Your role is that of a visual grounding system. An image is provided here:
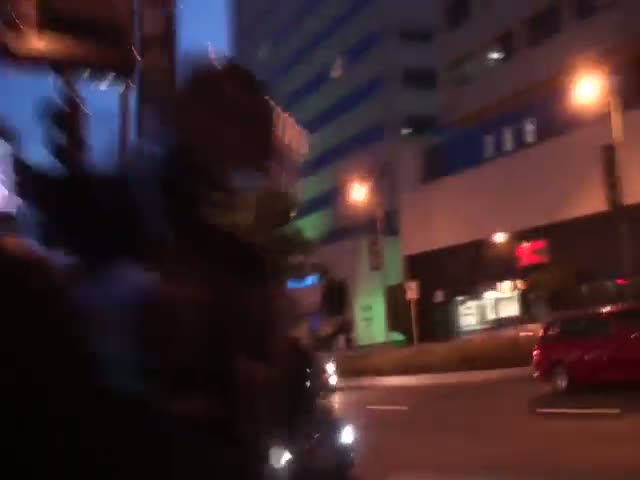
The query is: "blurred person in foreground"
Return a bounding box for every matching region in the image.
[4,60,315,479]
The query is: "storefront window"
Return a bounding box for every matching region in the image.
[455,285,522,333]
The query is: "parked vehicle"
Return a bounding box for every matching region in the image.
[533,303,640,392]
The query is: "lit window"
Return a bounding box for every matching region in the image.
[486,49,505,62]
[502,126,515,152]
[330,56,344,79]
[483,134,496,159]
[523,118,538,144]
[486,31,514,66]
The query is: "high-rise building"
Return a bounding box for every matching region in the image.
[402,0,640,339]
[233,0,441,345]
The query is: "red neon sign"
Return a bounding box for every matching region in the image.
[516,239,550,267]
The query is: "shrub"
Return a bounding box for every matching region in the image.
[336,325,540,377]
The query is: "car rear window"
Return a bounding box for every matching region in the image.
[543,315,610,341]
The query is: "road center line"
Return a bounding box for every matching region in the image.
[536,407,622,415]
[366,405,409,411]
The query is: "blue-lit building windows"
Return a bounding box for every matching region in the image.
[502,126,515,152]
[483,133,496,159]
[523,117,538,144]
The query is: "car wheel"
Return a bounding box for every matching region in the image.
[551,364,570,393]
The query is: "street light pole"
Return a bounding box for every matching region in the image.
[571,70,631,278]
[609,77,624,144]
[607,78,632,278]
[347,177,389,343]
[374,204,388,342]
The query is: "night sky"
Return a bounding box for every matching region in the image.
[0,0,229,172]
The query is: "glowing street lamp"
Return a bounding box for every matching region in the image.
[571,71,606,107]
[491,231,509,244]
[569,67,629,276]
[569,69,623,144]
[347,179,371,206]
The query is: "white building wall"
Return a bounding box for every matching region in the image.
[438,0,640,123]
[401,108,640,256]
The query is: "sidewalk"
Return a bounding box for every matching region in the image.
[339,366,532,389]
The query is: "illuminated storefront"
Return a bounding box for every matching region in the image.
[454,280,526,334]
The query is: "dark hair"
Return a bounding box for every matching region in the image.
[176,61,274,172]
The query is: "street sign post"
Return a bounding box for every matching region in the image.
[404,280,420,346]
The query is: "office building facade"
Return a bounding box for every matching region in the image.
[401,0,640,339]
[233,0,442,345]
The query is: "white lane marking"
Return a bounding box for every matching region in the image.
[536,407,622,415]
[366,405,409,411]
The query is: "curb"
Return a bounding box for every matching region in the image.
[339,366,532,389]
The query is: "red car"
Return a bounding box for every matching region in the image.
[533,303,640,393]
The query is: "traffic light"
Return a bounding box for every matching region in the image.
[44,95,86,173]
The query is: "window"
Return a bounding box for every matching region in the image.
[483,134,496,159]
[398,28,433,44]
[423,143,447,181]
[528,5,562,47]
[502,126,515,152]
[549,316,610,340]
[402,115,438,136]
[486,31,514,66]
[523,117,537,144]
[575,0,616,19]
[402,68,438,90]
[448,55,477,86]
[445,0,471,31]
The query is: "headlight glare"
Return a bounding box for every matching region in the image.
[339,424,356,445]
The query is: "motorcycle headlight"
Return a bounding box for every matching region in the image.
[339,424,356,445]
[269,446,293,469]
[325,360,337,375]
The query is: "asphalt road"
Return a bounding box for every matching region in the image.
[332,376,640,480]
